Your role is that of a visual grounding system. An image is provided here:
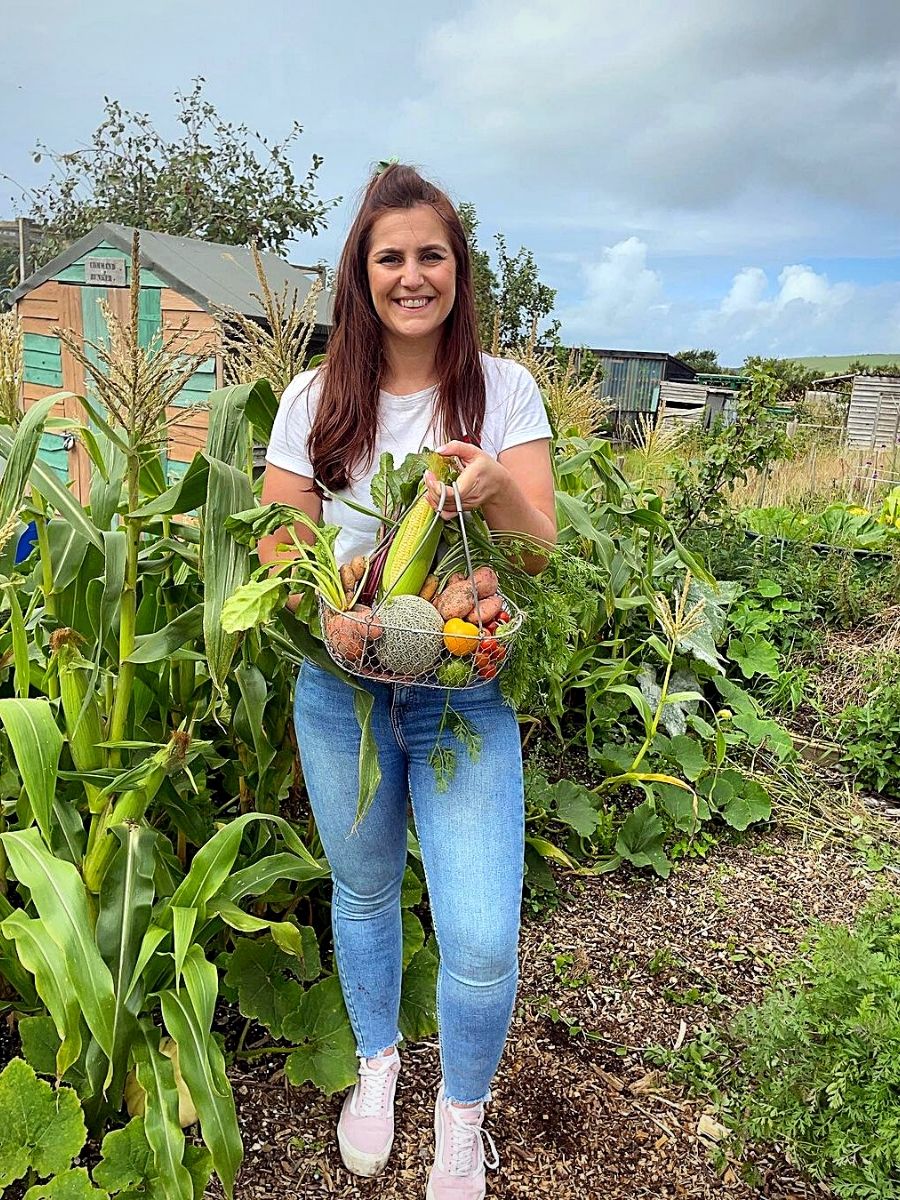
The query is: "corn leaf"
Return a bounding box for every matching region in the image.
[234,663,275,782]
[160,947,241,1199]
[202,458,253,694]
[3,582,29,698]
[0,698,63,846]
[1,912,83,1078]
[99,531,126,656]
[1,828,117,1064]
[0,396,59,526]
[171,907,197,990]
[220,852,330,904]
[95,825,158,1091]
[125,605,204,664]
[0,425,103,551]
[132,1023,193,1200]
[351,689,382,831]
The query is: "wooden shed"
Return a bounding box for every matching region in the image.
[9,223,331,499]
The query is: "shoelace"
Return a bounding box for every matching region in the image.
[446,1104,500,1176]
[350,1057,395,1118]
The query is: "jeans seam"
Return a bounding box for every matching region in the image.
[389,689,409,753]
[331,886,366,1056]
[413,795,447,1090]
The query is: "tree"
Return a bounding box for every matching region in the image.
[458,202,560,351]
[676,348,720,373]
[19,79,339,269]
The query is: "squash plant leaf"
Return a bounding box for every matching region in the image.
[283,976,359,1096]
[615,801,671,879]
[0,1058,87,1190]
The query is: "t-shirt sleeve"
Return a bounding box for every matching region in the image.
[265,372,317,476]
[500,364,553,452]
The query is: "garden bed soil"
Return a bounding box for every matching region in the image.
[215,829,879,1200]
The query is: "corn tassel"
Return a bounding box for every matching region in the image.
[83,731,189,893]
[51,631,106,814]
[380,454,450,598]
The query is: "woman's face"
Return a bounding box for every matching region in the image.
[366,205,457,347]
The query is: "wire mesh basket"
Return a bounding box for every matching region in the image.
[318,482,526,689]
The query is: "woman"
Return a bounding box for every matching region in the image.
[260,163,556,1200]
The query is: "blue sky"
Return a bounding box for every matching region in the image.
[4,0,900,366]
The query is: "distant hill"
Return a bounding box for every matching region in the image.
[788,354,900,375]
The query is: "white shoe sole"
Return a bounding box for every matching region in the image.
[337,1125,393,1177]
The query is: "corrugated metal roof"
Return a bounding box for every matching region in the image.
[10,222,332,326]
[847,375,900,448]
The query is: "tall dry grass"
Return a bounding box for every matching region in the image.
[506,324,607,436]
[221,244,324,395]
[0,311,23,426]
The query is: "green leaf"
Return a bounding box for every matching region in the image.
[719,775,772,831]
[93,1118,157,1194]
[615,801,671,878]
[402,909,425,969]
[352,687,383,830]
[0,1058,87,1189]
[655,782,710,833]
[1,829,117,1064]
[132,1024,193,1200]
[220,579,286,634]
[96,825,157,1091]
[552,779,601,838]
[202,458,253,694]
[24,1168,109,1200]
[160,948,242,1199]
[0,698,63,846]
[400,865,423,908]
[94,1116,210,1200]
[667,734,707,782]
[399,945,439,1041]
[282,975,359,1095]
[556,490,603,544]
[19,1015,62,1077]
[728,634,780,680]
[234,662,275,782]
[125,605,204,663]
[224,938,304,1038]
[3,579,30,698]
[0,397,60,525]
[756,578,782,598]
[1,914,84,1078]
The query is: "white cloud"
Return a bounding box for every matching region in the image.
[561,237,666,339]
[560,244,900,363]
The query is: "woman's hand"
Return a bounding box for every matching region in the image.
[424,440,508,518]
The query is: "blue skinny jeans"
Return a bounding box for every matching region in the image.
[294,658,525,1105]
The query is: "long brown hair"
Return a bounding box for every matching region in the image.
[308,163,486,491]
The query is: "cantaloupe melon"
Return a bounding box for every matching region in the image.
[376,595,444,676]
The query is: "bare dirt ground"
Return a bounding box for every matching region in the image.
[223,829,881,1200]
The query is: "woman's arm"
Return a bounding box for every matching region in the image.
[258,463,323,610]
[425,438,556,574]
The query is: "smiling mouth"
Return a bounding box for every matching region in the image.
[393,297,435,309]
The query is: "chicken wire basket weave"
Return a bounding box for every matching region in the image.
[319,482,525,690]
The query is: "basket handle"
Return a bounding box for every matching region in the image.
[452,482,484,637]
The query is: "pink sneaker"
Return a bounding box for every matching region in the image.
[426,1083,499,1200]
[337,1049,401,1176]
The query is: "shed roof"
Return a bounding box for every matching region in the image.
[588,347,696,373]
[10,222,331,326]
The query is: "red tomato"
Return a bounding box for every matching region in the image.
[473,648,493,673]
[497,610,510,623]
[487,621,499,634]
[478,661,498,680]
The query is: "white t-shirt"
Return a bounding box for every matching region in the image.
[265,352,552,562]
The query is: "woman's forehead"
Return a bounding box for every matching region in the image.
[369,206,449,252]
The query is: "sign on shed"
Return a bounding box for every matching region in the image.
[85,256,126,286]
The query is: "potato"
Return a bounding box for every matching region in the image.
[436,583,476,621]
[465,594,503,626]
[339,563,356,593]
[350,555,367,581]
[473,566,499,599]
[352,604,383,642]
